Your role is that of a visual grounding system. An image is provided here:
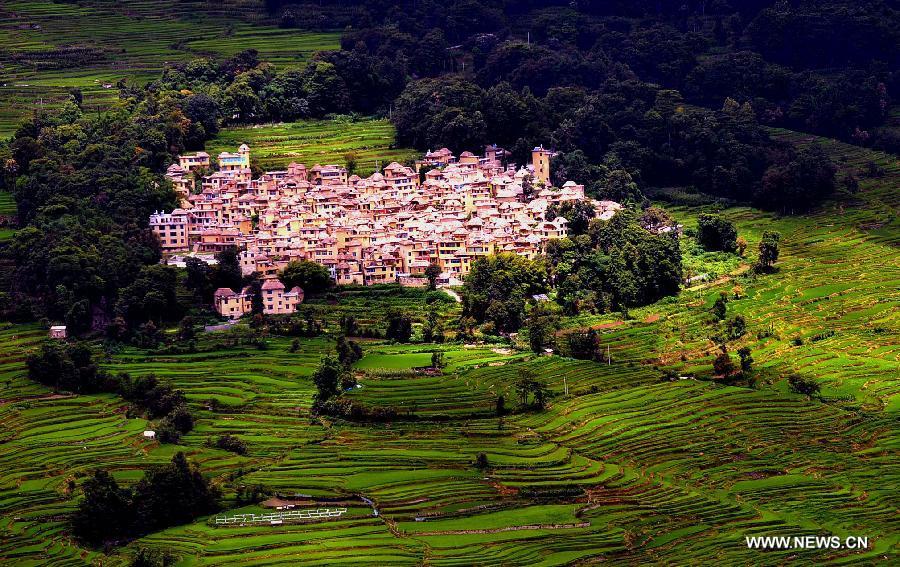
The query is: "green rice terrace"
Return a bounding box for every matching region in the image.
[0,0,340,138]
[206,118,418,176]
[0,132,898,564]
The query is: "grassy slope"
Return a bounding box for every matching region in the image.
[564,129,899,412]
[0,131,897,564]
[206,118,419,175]
[0,0,340,138]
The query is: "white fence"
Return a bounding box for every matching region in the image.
[214,508,347,526]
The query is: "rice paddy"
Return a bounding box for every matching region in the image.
[0,0,340,137]
[205,118,419,175]
[0,129,897,564]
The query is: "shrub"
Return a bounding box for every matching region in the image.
[696,213,737,252]
[787,374,820,397]
[210,434,248,455]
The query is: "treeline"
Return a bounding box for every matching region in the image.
[150,50,359,126]
[72,453,219,548]
[27,342,195,442]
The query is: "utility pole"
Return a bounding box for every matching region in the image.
[607,345,611,365]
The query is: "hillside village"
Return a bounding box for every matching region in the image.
[151,144,622,317]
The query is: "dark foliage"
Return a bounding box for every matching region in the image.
[385,309,413,342]
[696,214,737,253]
[787,374,821,398]
[462,253,547,333]
[27,341,103,393]
[546,211,682,314]
[279,260,332,295]
[208,434,249,456]
[72,453,219,548]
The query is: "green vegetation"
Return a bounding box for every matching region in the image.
[0,1,897,563]
[206,117,417,175]
[0,1,340,137]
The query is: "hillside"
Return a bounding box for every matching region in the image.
[0,0,339,137]
[206,117,418,176]
[0,131,896,564]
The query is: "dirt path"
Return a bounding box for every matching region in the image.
[440,287,462,303]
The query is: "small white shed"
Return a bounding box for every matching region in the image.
[49,325,67,339]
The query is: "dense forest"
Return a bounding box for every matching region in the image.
[266,0,898,147]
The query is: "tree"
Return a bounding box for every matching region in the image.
[210,434,248,456]
[640,206,673,233]
[738,347,754,375]
[279,260,331,295]
[474,452,490,470]
[463,253,548,333]
[344,152,358,176]
[787,374,820,398]
[213,247,243,291]
[129,547,177,567]
[713,347,735,377]
[72,469,133,546]
[302,61,350,116]
[340,315,360,337]
[514,368,550,410]
[546,201,596,236]
[726,314,746,339]
[567,329,601,361]
[696,214,737,252]
[756,230,782,271]
[311,355,343,402]
[756,146,837,213]
[184,257,212,301]
[431,351,445,369]
[712,292,729,321]
[385,309,413,343]
[335,334,363,366]
[116,265,180,327]
[526,302,560,354]
[177,316,195,341]
[132,453,220,533]
[184,93,221,138]
[27,341,103,393]
[424,263,442,291]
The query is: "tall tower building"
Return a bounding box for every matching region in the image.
[531,145,554,185]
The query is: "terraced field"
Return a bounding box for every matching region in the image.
[0,0,340,137]
[566,130,900,412]
[206,118,419,175]
[0,191,14,216]
[0,132,897,564]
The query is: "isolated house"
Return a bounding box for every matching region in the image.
[260,279,304,314]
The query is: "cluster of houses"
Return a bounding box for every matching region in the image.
[151,144,621,318]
